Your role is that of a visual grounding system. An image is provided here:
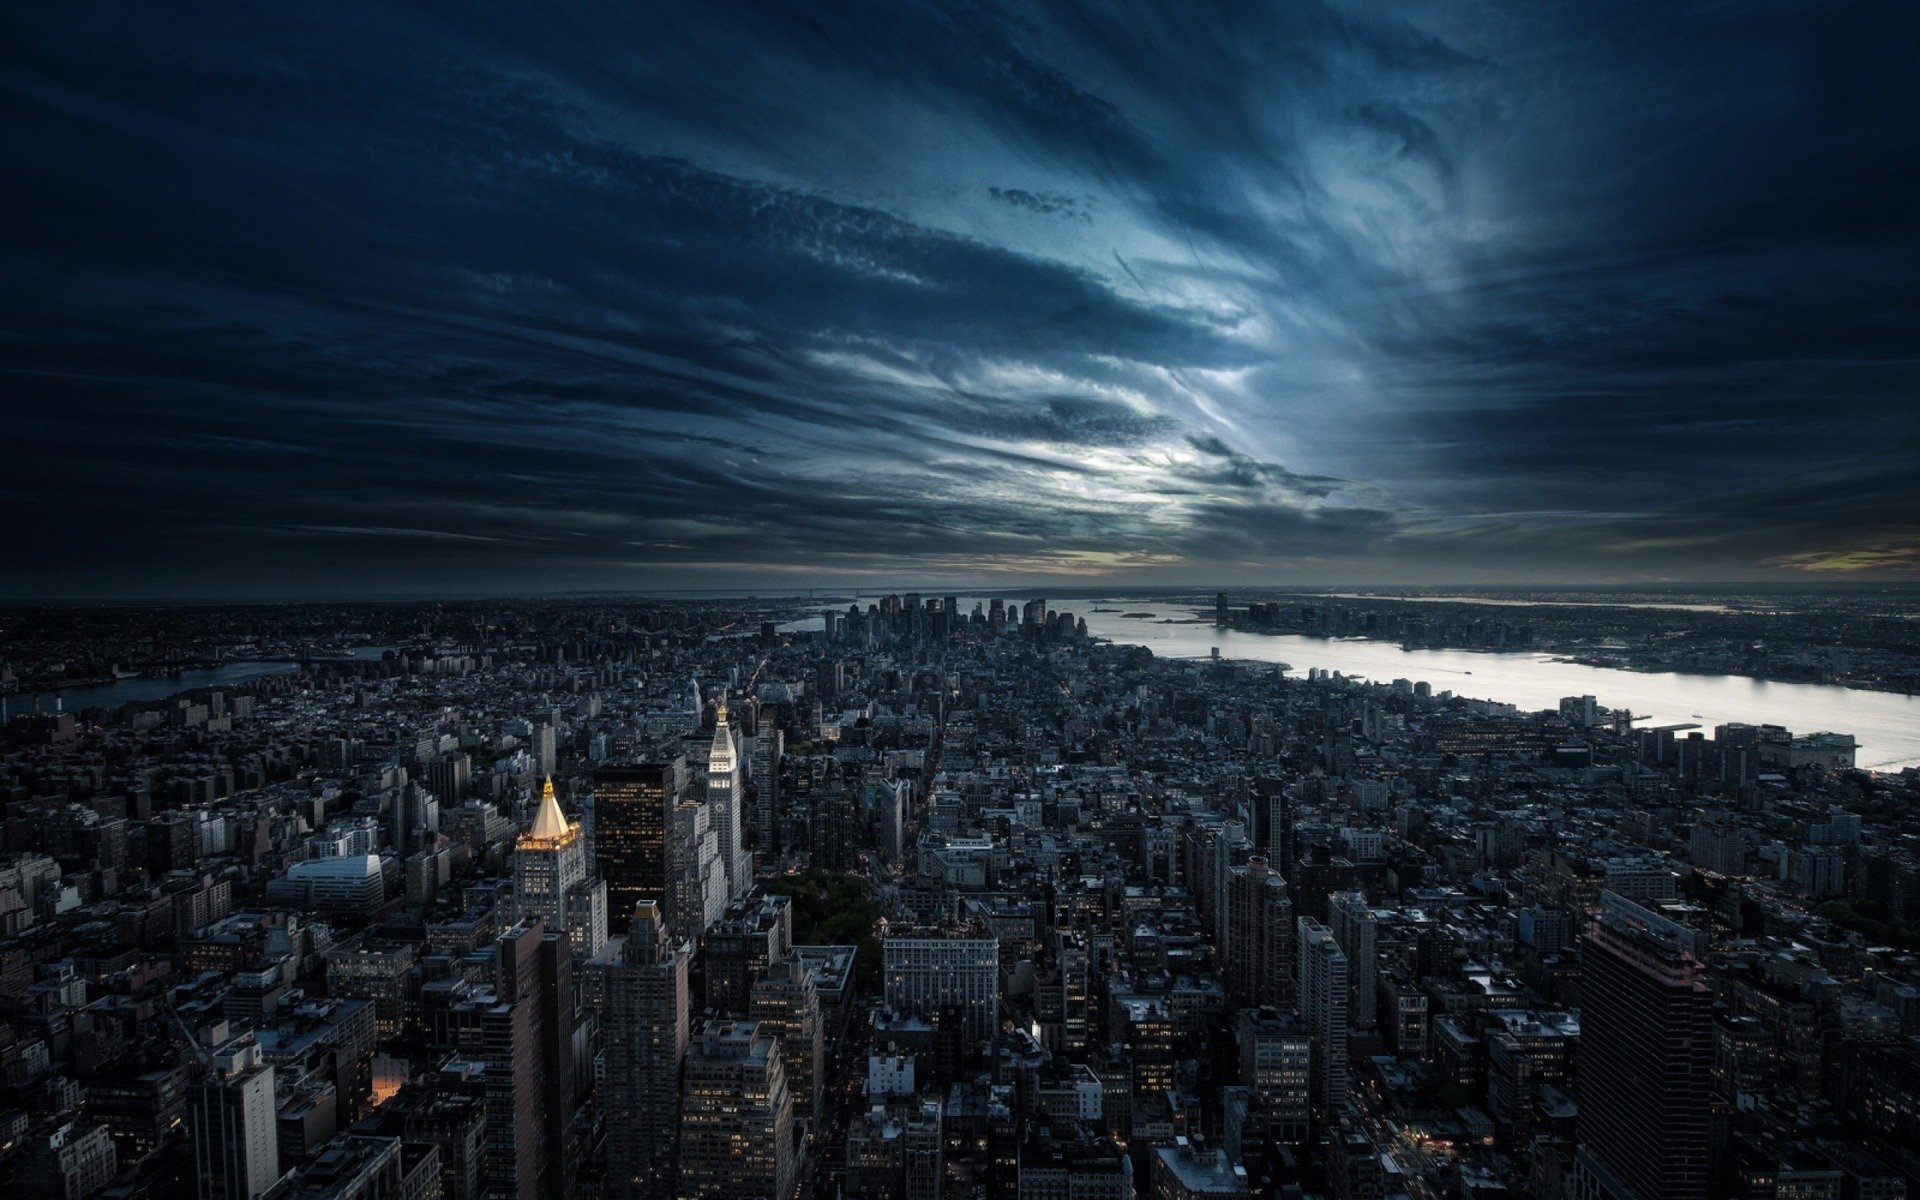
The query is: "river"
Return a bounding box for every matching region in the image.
[789,597,1920,772]
[12,646,396,713]
[13,662,301,712]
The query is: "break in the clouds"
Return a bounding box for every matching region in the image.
[3,1,1917,598]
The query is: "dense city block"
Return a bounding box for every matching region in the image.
[2,596,1919,1200]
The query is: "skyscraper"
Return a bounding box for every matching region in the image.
[530,719,556,778]
[1298,917,1349,1120]
[584,901,689,1200]
[595,759,680,923]
[669,792,728,937]
[1251,776,1295,872]
[391,781,439,856]
[514,778,606,957]
[1042,927,1090,1056]
[872,776,907,866]
[707,701,751,900]
[192,1037,280,1200]
[750,957,824,1129]
[1225,856,1295,1010]
[1326,892,1377,1031]
[705,893,794,1015]
[1572,893,1714,1200]
[428,752,472,804]
[753,725,782,854]
[678,1021,795,1200]
[486,920,575,1200]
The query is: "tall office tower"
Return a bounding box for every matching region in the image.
[1298,917,1350,1120]
[707,701,751,900]
[669,793,727,937]
[530,720,557,777]
[872,776,906,866]
[1043,928,1090,1055]
[1572,893,1714,1200]
[679,1021,795,1200]
[1217,591,1230,625]
[1251,775,1295,871]
[428,751,472,803]
[705,894,795,1015]
[584,902,689,1200]
[514,778,607,958]
[595,758,680,922]
[391,781,440,855]
[192,1037,280,1200]
[1225,857,1296,1009]
[486,920,575,1200]
[753,726,782,854]
[1188,815,1248,947]
[750,957,824,1129]
[1327,892,1378,1030]
[1238,1008,1312,1144]
[883,926,1000,1046]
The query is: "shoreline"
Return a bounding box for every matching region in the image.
[1210,621,1916,699]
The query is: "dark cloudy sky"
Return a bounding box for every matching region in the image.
[5,2,1918,599]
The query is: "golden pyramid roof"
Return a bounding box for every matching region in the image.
[521,777,576,847]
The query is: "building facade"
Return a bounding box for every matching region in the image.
[884,928,1000,1047]
[193,1037,281,1200]
[514,778,607,958]
[678,1021,795,1200]
[585,901,689,1200]
[1573,894,1714,1200]
[595,759,680,925]
[1298,918,1350,1122]
[706,703,751,900]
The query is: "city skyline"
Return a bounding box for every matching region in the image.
[6,3,1919,599]
[1,590,1917,1200]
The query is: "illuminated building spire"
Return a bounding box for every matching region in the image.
[708,698,736,774]
[523,776,576,847]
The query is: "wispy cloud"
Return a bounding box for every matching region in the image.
[1,0,1915,596]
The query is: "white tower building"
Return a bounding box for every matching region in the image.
[707,701,751,900]
[193,1037,280,1200]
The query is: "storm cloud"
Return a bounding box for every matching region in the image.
[3,0,1916,597]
